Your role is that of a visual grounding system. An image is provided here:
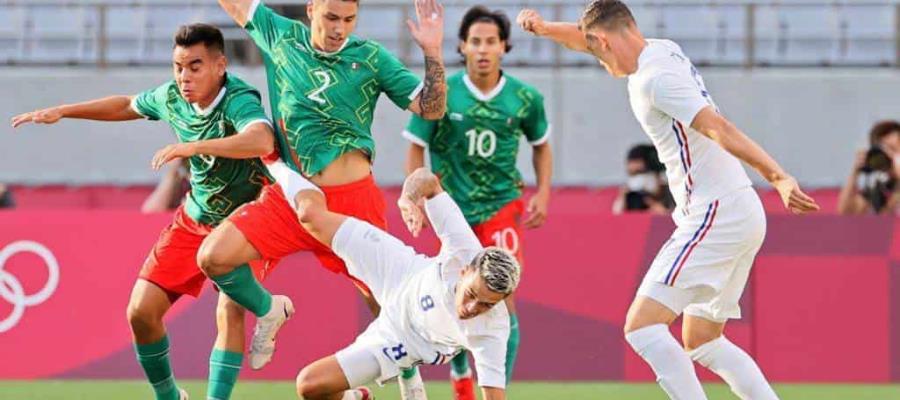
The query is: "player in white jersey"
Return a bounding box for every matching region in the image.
[518,1,820,399]
[285,168,519,400]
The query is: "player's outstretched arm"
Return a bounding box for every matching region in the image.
[10,96,140,128]
[217,0,256,27]
[517,9,589,54]
[151,122,275,170]
[406,0,447,120]
[691,106,820,214]
[523,142,553,228]
[405,144,426,176]
[398,167,444,236]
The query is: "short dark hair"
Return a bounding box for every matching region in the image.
[458,5,512,54]
[174,23,225,53]
[580,0,635,32]
[869,120,900,146]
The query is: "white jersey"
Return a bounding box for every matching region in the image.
[333,193,509,389]
[627,39,751,220]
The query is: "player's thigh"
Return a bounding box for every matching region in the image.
[296,355,354,399]
[683,242,761,324]
[197,220,262,273]
[474,201,525,264]
[331,218,424,303]
[623,294,681,333]
[333,339,393,388]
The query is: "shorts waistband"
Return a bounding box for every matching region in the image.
[321,173,378,195]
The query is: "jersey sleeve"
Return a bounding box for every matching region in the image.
[468,308,511,389]
[243,0,297,55]
[130,82,170,121]
[402,113,437,147]
[425,192,482,262]
[650,72,710,125]
[224,91,272,133]
[374,44,423,110]
[522,89,550,146]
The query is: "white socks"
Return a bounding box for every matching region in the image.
[266,160,323,208]
[625,324,708,400]
[690,336,779,400]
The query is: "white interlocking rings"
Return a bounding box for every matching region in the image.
[0,241,60,333]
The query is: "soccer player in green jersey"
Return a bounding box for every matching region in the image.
[204,0,448,387]
[402,6,554,400]
[11,25,278,400]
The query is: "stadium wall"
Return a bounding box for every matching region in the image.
[1,67,897,187]
[1,191,898,383]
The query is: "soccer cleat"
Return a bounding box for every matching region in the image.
[398,372,428,400]
[451,375,475,400]
[249,295,295,370]
[178,388,189,400]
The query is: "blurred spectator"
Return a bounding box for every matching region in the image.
[0,184,14,209]
[838,120,900,215]
[141,159,190,213]
[613,144,674,215]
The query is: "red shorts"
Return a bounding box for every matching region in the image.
[140,206,275,298]
[228,174,387,293]
[471,199,525,265]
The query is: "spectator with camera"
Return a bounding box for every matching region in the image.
[838,120,900,215]
[613,144,675,215]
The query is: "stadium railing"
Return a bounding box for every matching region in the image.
[0,0,898,67]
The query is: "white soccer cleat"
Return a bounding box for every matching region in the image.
[249,294,295,370]
[178,388,189,400]
[357,386,376,400]
[398,372,428,400]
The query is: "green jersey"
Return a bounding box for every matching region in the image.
[404,72,550,225]
[245,2,423,176]
[132,74,273,226]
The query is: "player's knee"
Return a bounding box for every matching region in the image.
[197,240,231,277]
[294,193,326,226]
[295,367,328,399]
[126,303,161,333]
[683,330,720,352]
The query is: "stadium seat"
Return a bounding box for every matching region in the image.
[105,6,147,64]
[25,5,96,64]
[0,6,25,63]
[837,4,894,65]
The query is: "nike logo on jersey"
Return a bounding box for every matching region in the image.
[450,113,464,121]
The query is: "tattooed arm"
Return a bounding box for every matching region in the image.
[406,0,447,120]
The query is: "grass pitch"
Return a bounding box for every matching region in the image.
[1,380,898,399]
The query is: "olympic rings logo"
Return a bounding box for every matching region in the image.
[0,241,60,333]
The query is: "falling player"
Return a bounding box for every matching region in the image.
[205,3,447,395]
[403,6,552,399]
[518,1,819,399]
[11,25,277,400]
[289,167,518,400]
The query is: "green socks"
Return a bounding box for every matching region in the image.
[208,349,243,400]
[450,351,471,378]
[400,367,419,380]
[135,335,180,400]
[506,313,521,383]
[210,264,272,317]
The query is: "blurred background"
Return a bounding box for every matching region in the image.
[1,0,899,399]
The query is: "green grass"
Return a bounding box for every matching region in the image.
[1,380,898,400]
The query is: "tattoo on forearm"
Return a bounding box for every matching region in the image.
[418,55,446,117]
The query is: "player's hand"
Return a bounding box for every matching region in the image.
[151,143,196,170]
[517,9,547,36]
[407,0,444,55]
[772,175,820,215]
[523,189,550,229]
[10,107,64,128]
[398,194,427,237]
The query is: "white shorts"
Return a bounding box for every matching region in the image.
[332,217,428,305]
[332,218,429,386]
[637,187,766,322]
